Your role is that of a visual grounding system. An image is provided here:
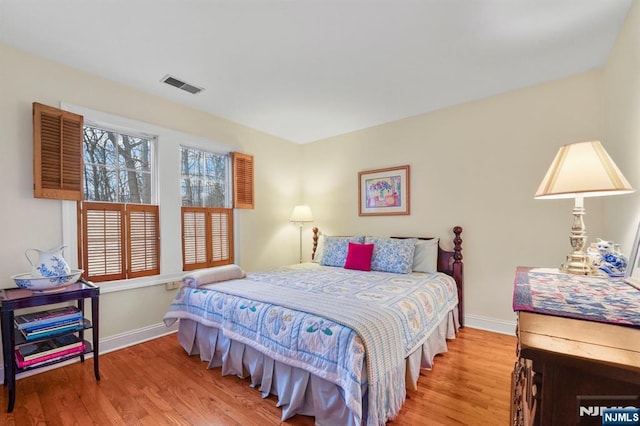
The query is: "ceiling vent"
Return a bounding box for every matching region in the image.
[161,75,204,94]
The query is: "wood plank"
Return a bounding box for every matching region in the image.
[519,311,640,372]
[519,311,640,352]
[0,327,515,425]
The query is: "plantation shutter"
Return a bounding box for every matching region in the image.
[232,152,254,209]
[182,207,209,271]
[80,202,160,281]
[182,207,233,270]
[79,202,126,282]
[127,204,160,278]
[33,102,83,200]
[210,208,234,265]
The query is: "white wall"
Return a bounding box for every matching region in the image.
[602,1,640,250]
[302,71,607,329]
[0,43,303,339]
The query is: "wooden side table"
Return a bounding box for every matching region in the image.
[0,280,100,412]
[511,267,640,425]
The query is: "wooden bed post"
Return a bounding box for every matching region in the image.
[312,227,319,261]
[452,226,464,327]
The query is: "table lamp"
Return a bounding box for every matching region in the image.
[290,205,314,263]
[535,140,634,275]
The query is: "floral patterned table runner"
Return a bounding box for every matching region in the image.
[513,267,640,327]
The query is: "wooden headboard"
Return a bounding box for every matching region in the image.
[311,226,464,327]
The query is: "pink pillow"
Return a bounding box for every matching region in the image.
[344,243,374,271]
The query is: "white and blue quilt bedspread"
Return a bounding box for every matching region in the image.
[163,263,458,425]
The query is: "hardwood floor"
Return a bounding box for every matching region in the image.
[0,327,516,425]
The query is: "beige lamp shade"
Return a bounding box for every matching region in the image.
[535,140,634,199]
[290,205,314,223]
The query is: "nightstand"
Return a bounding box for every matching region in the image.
[0,280,100,413]
[511,267,640,426]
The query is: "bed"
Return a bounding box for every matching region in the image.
[163,226,463,425]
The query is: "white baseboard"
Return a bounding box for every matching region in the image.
[464,313,516,335]
[99,321,179,355]
[0,321,178,383]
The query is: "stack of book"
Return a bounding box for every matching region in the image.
[14,334,85,368]
[14,306,84,341]
[14,306,86,368]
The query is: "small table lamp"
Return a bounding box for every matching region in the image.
[290,205,314,263]
[535,140,634,275]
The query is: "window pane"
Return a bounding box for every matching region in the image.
[117,134,151,172]
[118,169,151,204]
[180,146,228,208]
[83,127,116,167]
[83,124,154,204]
[84,164,117,202]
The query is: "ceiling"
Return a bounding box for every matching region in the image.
[0,0,633,144]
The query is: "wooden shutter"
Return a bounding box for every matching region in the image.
[232,152,254,209]
[182,207,233,270]
[182,207,209,271]
[210,208,234,266]
[79,202,126,282]
[127,204,160,278]
[33,102,83,200]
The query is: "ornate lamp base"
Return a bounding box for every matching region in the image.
[561,252,594,275]
[561,196,594,276]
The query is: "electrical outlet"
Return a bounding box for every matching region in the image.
[165,281,182,291]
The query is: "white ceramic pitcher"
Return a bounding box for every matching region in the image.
[25,245,71,277]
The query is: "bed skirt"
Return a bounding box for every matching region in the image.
[176,307,459,425]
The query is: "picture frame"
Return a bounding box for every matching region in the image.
[625,221,640,289]
[358,165,410,216]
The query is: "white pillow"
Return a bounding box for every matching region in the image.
[182,264,246,287]
[312,234,324,263]
[412,238,439,273]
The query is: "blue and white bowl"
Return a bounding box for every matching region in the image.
[10,269,83,292]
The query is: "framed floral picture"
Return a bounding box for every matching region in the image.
[625,221,640,289]
[358,165,410,216]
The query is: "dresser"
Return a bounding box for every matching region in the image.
[511,267,640,426]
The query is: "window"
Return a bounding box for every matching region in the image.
[78,125,159,282]
[180,146,234,270]
[58,103,255,289]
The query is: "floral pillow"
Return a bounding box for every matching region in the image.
[321,236,366,267]
[365,236,417,274]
